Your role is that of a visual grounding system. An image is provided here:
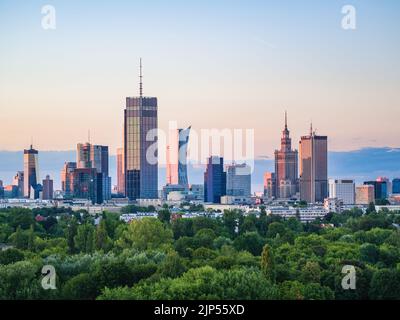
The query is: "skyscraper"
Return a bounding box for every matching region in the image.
[204,156,226,203]
[23,145,39,199]
[77,142,92,168]
[71,168,101,204]
[299,125,328,203]
[166,126,191,188]
[116,147,125,196]
[42,175,54,200]
[226,163,251,197]
[124,59,158,200]
[61,162,77,198]
[274,112,298,199]
[91,145,111,201]
[12,171,24,198]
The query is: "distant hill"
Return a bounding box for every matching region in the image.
[0,147,399,192]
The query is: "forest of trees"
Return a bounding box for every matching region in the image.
[0,205,400,300]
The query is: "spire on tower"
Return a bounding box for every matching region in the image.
[139,58,143,97]
[310,122,313,136]
[285,110,288,130]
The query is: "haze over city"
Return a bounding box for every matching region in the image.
[1,0,400,156]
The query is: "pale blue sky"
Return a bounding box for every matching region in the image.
[1,0,399,156]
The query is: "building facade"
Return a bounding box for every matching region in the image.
[299,125,328,203]
[61,162,77,198]
[124,61,158,200]
[263,172,276,199]
[356,185,375,205]
[42,175,54,200]
[23,145,39,199]
[393,178,400,194]
[116,147,125,196]
[364,180,388,200]
[166,126,191,188]
[204,156,226,203]
[226,163,251,197]
[274,112,298,199]
[328,179,355,205]
[12,171,24,198]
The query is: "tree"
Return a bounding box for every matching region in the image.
[359,243,379,264]
[158,209,171,224]
[94,219,112,251]
[266,222,286,239]
[302,261,321,283]
[234,232,265,256]
[261,244,276,282]
[117,218,173,250]
[0,248,24,265]
[74,223,95,253]
[62,273,99,300]
[369,269,400,300]
[66,218,78,254]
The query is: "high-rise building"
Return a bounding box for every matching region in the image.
[393,178,400,194]
[263,172,276,199]
[364,179,388,200]
[42,175,54,200]
[329,179,355,205]
[166,126,191,188]
[124,59,158,200]
[356,185,375,205]
[12,171,24,198]
[204,156,226,203]
[116,147,125,196]
[0,180,3,199]
[91,145,111,201]
[61,162,77,198]
[24,145,39,199]
[226,163,251,197]
[77,142,92,168]
[71,168,101,204]
[274,112,298,199]
[299,125,328,203]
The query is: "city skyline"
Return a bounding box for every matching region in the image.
[1,0,400,155]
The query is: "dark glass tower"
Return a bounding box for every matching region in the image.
[204,156,226,203]
[23,145,39,199]
[124,59,158,200]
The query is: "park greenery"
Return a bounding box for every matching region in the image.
[0,204,400,300]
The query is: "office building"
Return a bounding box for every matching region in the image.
[24,145,39,199]
[364,179,388,200]
[42,175,54,200]
[274,112,298,199]
[299,125,328,203]
[91,145,111,201]
[77,142,92,168]
[61,162,77,198]
[204,156,226,203]
[328,179,355,205]
[356,185,375,205]
[393,178,400,194]
[116,147,125,196]
[226,163,251,197]
[124,59,158,200]
[263,172,276,199]
[71,168,101,204]
[12,171,24,198]
[166,126,191,188]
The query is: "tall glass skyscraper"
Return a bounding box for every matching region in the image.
[299,125,328,203]
[204,156,226,203]
[124,60,158,200]
[393,178,400,194]
[23,145,39,199]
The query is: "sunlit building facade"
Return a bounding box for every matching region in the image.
[299,125,328,203]
[23,145,39,199]
[274,112,298,199]
[116,147,125,196]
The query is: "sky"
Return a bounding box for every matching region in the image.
[1,0,399,158]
